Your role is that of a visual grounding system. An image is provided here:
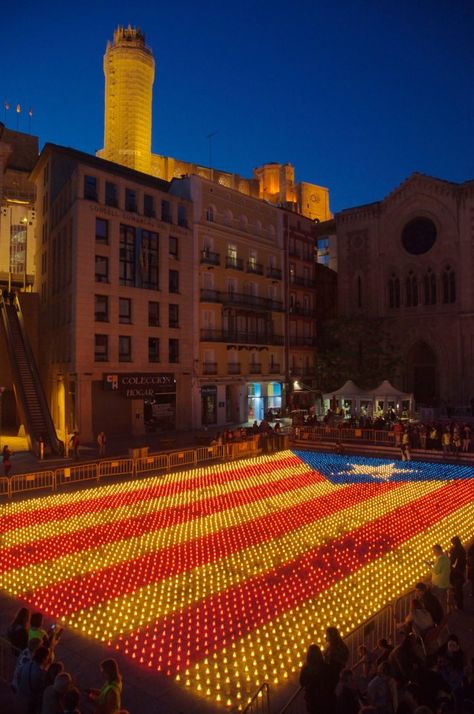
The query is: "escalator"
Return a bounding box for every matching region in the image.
[0,294,63,455]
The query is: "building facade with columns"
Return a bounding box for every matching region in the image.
[31,144,194,443]
[333,172,474,407]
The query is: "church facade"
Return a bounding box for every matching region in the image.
[333,172,474,408]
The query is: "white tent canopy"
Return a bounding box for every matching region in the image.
[323,380,413,417]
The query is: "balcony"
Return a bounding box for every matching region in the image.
[227,363,241,375]
[291,275,317,289]
[266,266,282,280]
[247,261,264,275]
[200,250,220,266]
[248,363,262,374]
[202,362,218,375]
[268,363,281,374]
[225,256,244,271]
[290,305,317,318]
[289,335,317,347]
[200,289,284,312]
[201,329,284,346]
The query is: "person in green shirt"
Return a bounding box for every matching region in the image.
[87,658,122,714]
[425,543,450,609]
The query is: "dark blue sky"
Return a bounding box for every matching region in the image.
[2,0,473,212]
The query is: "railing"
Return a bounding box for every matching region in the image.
[228,363,241,374]
[249,363,262,374]
[200,329,284,346]
[247,261,264,275]
[242,682,270,714]
[202,361,218,375]
[267,267,282,280]
[291,276,316,289]
[0,636,19,684]
[293,426,394,446]
[225,256,244,270]
[200,250,220,266]
[289,306,317,318]
[200,289,284,312]
[0,440,259,500]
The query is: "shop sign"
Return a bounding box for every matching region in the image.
[103,373,176,398]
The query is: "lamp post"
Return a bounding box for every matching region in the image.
[0,386,5,450]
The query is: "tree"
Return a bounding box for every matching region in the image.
[315,316,401,392]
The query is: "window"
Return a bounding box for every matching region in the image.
[423,269,436,305]
[119,335,132,362]
[442,266,456,304]
[144,194,155,218]
[9,223,27,275]
[119,224,136,287]
[94,334,108,361]
[406,271,418,307]
[169,304,179,328]
[169,270,179,293]
[125,188,137,213]
[140,230,159,289]
[94,295,109,322]
[95,218,108,244]
[105,182,118,207]
[148,337,160,363]
[169,338,179,363]
[206,206,215,222]
[169,236,178,259]
[161,200,172,223]
[388,273,400,308]
[95,255,109,283]
[119,297,132,324]
[148,301,160,326]
[177,205,187,227]
[84,175,97,201]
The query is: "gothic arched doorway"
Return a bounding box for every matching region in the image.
[405,341,437,404]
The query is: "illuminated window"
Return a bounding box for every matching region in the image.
[9,223,27,274]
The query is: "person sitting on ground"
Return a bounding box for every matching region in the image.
[414,582,444,626]
[63,686,81,714]
[18,644,51,713]
[87,658,122,714]
[41,671,72,714]
[399,598,434,638]
[12,637,42,693]
[7,606,30,651]
[335,668,362,714]
[366,661,398,713]
[299,644,335,714]
[323,626,350,690]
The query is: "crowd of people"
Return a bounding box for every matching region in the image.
[5,608,127,714]
[300,537,474,714]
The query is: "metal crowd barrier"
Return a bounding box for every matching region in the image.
[242,681,270,714]
[0,438,262,499]
[9,470,55,497]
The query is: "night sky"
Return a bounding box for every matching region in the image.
[2,0,473,212]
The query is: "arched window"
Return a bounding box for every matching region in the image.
[388,273,400,308]
[423,269,436,305]
[206,206,215,222]
[405,271,418,307]
[239,214,248,231]
[442,265,456,304]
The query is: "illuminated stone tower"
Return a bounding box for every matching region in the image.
[101,26,154,174]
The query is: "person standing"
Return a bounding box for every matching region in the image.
[449,535,466,610]
[2,444,12,476]
[97,431,107,458]
[87,658,122,714]
[426,544,450,610]
[69,432,80,460]
[299,644,335,714]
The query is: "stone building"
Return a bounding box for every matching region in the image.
[332,172,474,407]
[98,26,331,222]
[30,144,194,442]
